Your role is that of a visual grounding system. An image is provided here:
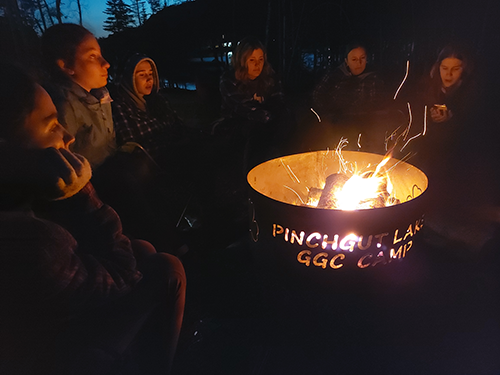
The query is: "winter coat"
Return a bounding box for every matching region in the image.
[46,81,116,167]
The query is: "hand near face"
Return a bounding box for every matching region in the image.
[49,148,92,200]
[0,145,91,201]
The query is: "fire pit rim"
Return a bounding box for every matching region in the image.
[247,149,429,211]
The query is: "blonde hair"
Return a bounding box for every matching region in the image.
[232,37,274,84]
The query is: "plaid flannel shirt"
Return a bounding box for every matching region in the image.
[112,94,180,159]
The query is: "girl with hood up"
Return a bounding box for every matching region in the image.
[111,54,184,166]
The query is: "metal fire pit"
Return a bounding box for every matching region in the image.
[247,150,428,274]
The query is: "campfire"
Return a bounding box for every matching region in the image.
[247,150,428,271]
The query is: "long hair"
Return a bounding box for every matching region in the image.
[429,44,471,84]
[0,63,38,141]
[232,37,274,86]
[41,23,93,83]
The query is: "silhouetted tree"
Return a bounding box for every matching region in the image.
[75,0,83,25]
[55,0,62,23]
[17,0,55,33]
[147,0,161,13]
[140,2,149,22]
[103,0,135,34]
[131,0,147,25]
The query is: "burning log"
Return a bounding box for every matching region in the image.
[247,150,428,271]
[306,187,323,206]
[317,173,349,209]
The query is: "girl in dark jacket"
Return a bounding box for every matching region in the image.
[219,37,290,171]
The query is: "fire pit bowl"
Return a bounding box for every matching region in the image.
[247,150,428,273]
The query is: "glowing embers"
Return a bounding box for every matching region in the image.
[248,150,427,210]
[247,150,428,271]
[304,141,400,210]
[306,157,400,211]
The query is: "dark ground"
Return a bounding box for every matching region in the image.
[158,89,500,375]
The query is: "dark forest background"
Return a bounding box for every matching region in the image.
[2,0,500,142]
[2,0,499,88]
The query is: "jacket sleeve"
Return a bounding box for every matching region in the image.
[33,182,142,307]
[219,73,271,123]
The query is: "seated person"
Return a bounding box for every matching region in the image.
[219,36,290,170]
[41,23,115,168]
[0,63,185,375]
[312,42,385,122]
[406,44,478,176]
[110,54,185,167]
[423,44,475,125]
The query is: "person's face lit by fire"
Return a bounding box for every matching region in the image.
[20,85,74,150]
[57,35,110,92]
[439,57,463,88]
[134,60,154,97]
[345,47,367,76]
[246,48,264,80]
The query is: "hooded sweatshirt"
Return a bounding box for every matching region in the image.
[111,55,183,161]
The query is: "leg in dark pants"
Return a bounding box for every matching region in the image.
[55,252,186,375]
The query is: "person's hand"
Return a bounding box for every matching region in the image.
[0,144,91,200]
[253,93,264,103]
[430,105,452,123]
[50,148,92,200]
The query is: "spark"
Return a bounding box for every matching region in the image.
[384,152,412,174]
[310,107,321,122]
[393,60,410,100]
[400,132,421,152]
[286,165,300,184]
[386,102,420,153]
[335,138,349,174]
[402,102,413,140]
[280,159,301,184]
[399,104,428,152]
[423,105,427,135]
[284,185,305,204]
[357,133,362,149]
[385,126,401,152]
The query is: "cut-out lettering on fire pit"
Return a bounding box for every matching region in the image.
[248,150,428,271]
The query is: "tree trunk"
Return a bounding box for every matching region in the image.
[36,0,48,31]
[42,0,55,26]
[55,0,62,23]
[76,0,83,25]
[135,0,142,25]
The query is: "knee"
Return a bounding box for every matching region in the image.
[141,253,186,291]
[131,239,157,262]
